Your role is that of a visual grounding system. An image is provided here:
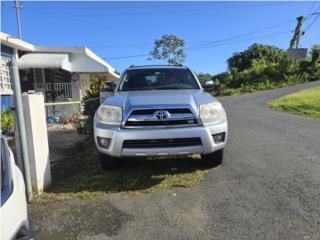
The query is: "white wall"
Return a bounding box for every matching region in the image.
[22,93,51,192]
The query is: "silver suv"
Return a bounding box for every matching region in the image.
[94,65,228,169]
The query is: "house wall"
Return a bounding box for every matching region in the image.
[70,53,108,73]
[1,44,14,109]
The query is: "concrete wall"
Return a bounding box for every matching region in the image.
[22,93,51,193]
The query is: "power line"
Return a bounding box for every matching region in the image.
[187,31,292,52]
[92,14,316,51]
[304,7,320,33]
[187,11,317,51]
[8,2,214,11]
[90,40,222,49]
[102,31,292,60]
[188,31,292,51]
[185,20,296,51]
[100,16,301,54]
[24,2,293,19]
[103,53,150,60]
[305,0,318,16]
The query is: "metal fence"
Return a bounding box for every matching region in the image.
[35,82,72,98]
[44,100,90,164]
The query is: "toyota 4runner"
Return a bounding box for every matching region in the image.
[94,65,228,169]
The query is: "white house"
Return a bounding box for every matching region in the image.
[0,32,119,110]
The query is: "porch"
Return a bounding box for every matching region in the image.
[34,82,72,99]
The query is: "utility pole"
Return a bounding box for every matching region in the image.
[289,16,304,49]
[14,0,22,39]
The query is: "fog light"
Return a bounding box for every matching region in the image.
[97,137,111,149]
[212,132,225,144]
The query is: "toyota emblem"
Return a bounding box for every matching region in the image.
[153,110,170,120]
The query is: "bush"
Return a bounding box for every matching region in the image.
[1,108,14,134]
[82,75,107,135]
[219,88,241,96]
[216,43,320,95]
[83,75,105,117]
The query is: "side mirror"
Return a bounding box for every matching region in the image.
[104,81,116,92]
[202,80,214,92]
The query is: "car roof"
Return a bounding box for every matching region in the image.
[127,65,188,70]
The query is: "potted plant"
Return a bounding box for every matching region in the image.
[74,115,86,135]
[1,109,14,135]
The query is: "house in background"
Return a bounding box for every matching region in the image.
[0,32,119,111]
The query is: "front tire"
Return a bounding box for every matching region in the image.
[100,153,120,170]
[201,149,224,167]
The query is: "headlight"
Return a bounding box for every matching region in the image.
[200,102,225,123]
[97,105,122,123]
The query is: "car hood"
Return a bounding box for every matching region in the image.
[103,90,217,117]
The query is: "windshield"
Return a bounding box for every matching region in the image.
[118,68,200,91]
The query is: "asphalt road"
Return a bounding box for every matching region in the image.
[30,81,320,240]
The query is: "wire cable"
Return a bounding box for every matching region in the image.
[304,6,320,33]
[102,31,293,60]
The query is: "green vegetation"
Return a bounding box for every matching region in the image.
[149,34,186,64]
[1,108,14,133]
[82,75,106,117]
[82,75,107,134]
[197,43,320,96]
[268,87,320,119]
[35,138,209,202]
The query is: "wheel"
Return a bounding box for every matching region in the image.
[201,149,224,167]
[100,153,120,170]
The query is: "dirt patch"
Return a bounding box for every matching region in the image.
[29,197,133,239]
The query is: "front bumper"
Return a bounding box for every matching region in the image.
[94,122,228,157]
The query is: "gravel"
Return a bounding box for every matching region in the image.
[29,81,320,240]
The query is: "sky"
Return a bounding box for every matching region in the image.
[1,1,319,74]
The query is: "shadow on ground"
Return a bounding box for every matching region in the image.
[39,138,217,200]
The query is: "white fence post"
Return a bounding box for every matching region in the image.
[22,92,51,193]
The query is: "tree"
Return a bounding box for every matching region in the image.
[310,44,320,64]
[227,43,286,72]
[196,73,213,83]
[149,34,186,64]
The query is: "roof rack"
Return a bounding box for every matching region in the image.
[128,64,185,68]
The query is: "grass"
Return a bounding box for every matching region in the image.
[219,79,310,96]
[268,87,320,119]
[34,138,211,202]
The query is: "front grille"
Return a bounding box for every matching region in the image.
[123,138,202,148]
[131,108,191,115]
[125,119,196,127]
[124,108,198,128]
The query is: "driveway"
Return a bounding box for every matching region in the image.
[29,81,320,240]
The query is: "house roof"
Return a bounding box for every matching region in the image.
[0,32,119,78]
[17,53,71,71]
[0,32,34,51]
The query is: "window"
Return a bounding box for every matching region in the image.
[0,56,13,91]
[119,68,200,91]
